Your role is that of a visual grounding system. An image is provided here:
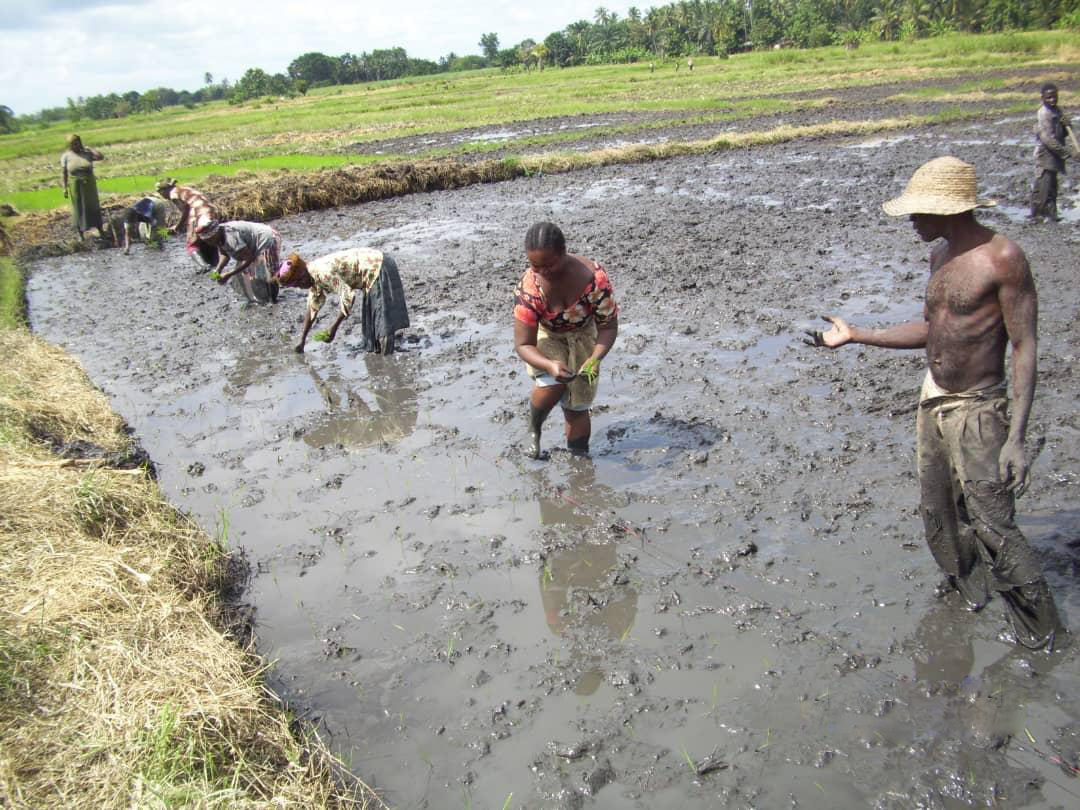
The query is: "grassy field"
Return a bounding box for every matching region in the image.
[1,30,1076,215]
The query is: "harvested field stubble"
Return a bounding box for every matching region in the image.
[0,330,384,809]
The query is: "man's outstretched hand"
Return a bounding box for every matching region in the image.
[803,315,853,349]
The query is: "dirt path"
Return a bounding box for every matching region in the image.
[27,108,1080,808]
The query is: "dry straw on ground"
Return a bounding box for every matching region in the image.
[0,330,385,809]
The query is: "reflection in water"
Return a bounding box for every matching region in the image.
[910,600,976,686]
[225,351,279,398]
[302,355,418,449]
[536,460,637,695]
[907,598,1073,752]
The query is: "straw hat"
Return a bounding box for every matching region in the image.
[882,156,996,217]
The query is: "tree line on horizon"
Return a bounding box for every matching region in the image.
[3,0,1077,132]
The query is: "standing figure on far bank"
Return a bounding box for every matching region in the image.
[807,156,1065,650]
[60,135,104,240]
[513,222,619,460]
[1031,82,1072,222]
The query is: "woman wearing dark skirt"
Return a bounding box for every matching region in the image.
[60,135,104,240]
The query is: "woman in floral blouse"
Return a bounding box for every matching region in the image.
[513,221,619,459]
[277,247,409,354]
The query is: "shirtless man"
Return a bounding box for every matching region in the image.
[807,156,1064,650]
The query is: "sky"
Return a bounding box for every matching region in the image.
[1,0,646,115]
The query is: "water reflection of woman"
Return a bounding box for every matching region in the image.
[301,356,418,450]
[540,540,637,696]
[513,222,618,460]
[536,460,637,695]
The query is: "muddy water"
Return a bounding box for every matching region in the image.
[29,115,1080,808]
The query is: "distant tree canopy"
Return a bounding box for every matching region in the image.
[0,105,19,134]
[7,0,1078,127]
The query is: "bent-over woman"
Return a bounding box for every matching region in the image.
[156,178,220,265]
[60,135,104,240]
[277,247,409,354]
[198,220,282,304]
[513,221,618,459]
[106,196,169,254]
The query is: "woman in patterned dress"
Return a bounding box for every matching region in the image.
[156,178,221,267]
[513,222,619,459]
[277,247,409,354]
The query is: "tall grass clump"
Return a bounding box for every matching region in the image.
[0,258,25,330]
[0,329,385,809]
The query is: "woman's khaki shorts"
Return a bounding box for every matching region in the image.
[526,321,598,412]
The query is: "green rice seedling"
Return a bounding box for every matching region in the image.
[679,744,697,773]
[313,331,331,343]
[579,358,600,384]
[208,272,221,281]
[146,226,170,250]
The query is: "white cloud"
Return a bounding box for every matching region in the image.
[3,1,643,115]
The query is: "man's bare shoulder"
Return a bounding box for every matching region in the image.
[983,232,1031,282]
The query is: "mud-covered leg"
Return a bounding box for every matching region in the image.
[918,403,989,609]
[564,409,591,456]
[949,397,1065,649]
[528,385,563,460]
[964,479,1064,650]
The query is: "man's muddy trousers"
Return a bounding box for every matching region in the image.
[916,389,1064,649]
[1031,169,1059,220]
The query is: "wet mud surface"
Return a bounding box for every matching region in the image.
[28,108,1080,808]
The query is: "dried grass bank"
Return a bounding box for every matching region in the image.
[0,330,385,809]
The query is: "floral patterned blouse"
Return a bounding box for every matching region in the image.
[307,248,384,317]
[513,260,618,333]
[169,185,218,244]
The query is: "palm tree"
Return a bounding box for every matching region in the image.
[566,20,593,61]
[871,0,905,39]
[532,43,550,70]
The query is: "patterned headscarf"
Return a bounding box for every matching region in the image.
[195,219,221,239]
[66,134,82,149]
[155,178,177,196]
[277,254,307,285]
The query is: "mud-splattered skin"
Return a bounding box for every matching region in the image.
[919,216,1031,395]
[26,90,1080,809]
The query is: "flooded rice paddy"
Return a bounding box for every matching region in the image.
[28,112,1080,809]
